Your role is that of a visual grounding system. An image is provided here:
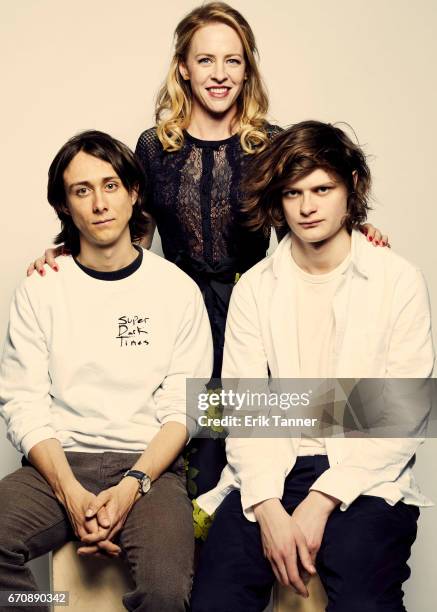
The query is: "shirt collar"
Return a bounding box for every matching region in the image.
[271,229,369,280]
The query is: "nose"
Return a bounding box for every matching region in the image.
[211,60,227,83]
[300,192,317,217]
[92,189,108,213]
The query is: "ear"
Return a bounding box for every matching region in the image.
[130,185,139,206]
[178,60,190,81]
[60,201,71,217]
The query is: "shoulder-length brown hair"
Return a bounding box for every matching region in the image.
[242,120,372,234]
[155,1,270,154]
[47,130,149,255]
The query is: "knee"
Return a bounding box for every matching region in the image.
[0,531,26,561]
[150,588,190,612]
[125,579,191,612]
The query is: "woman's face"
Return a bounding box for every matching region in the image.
[179,22,246,121]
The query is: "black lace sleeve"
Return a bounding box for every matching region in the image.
[135,127,161,217]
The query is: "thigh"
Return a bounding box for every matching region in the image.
[0,464,72,560]
[119,466,194,591]
[191,490,275,612]
[318,496,419,612]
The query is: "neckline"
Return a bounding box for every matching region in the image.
[290,252,352,284]
[184,130,239,148]
[73,245,143,281]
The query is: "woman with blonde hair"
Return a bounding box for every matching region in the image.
[136,2,280,383]
[29,1,385,500]
[134,1,284,499]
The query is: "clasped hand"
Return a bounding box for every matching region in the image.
[61,478,140,558]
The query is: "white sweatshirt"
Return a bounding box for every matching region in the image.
[0,248,213,457]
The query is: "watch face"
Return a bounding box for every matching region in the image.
[141,476,151,494]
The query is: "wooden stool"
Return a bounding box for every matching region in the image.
[273,575,327,611]
[51,542,134,611]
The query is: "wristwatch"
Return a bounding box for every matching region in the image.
[122,469,151,495]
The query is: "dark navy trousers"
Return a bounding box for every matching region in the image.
[191,456,419,612]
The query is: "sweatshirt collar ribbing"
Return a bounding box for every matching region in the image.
[73,245,143,281]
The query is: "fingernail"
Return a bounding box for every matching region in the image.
[39,270,45,276]
[374,240,379,245]
[53,265,59,271]
[85,509,93,517]
[368,236,373,242]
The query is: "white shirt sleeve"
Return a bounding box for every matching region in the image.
[0,282,57,457]
[154,285,213,440]
[223,276,293,521]
[310,268,435,509]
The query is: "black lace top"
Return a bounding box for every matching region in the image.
[135,125,282,274]
[135,125,282,376]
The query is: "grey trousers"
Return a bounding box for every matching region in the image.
[0,452,194,612]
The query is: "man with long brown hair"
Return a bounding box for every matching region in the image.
[0,130,213,612]
[192,121,434,611]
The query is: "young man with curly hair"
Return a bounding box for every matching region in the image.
[191,121,434,612]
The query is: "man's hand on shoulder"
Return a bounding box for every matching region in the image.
[253,498,316,597]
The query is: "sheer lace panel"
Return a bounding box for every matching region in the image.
[177,147,204,260]
[135,126,280,270]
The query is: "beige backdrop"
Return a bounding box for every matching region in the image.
[1,0,436,609]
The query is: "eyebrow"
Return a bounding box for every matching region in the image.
[67,176,119,192]
[282,181,337,191]
[195,53,243,58]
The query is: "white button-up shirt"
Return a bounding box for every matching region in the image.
[198,230,435,521]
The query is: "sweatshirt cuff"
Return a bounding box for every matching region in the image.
[20,427,58,458]
[159,414,195,443]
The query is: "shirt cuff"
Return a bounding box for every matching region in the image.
[309,466,364,511]
[20,427,58,458]
[159,414,194,442]
[241,475,286,522]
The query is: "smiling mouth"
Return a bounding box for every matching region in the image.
[206,87,231,98]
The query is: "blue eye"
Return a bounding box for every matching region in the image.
[198,57,212,64]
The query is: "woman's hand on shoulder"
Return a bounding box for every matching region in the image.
[26,245,67,277]
[359,223,390,248]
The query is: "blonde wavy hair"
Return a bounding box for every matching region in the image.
[156,2,270,154]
